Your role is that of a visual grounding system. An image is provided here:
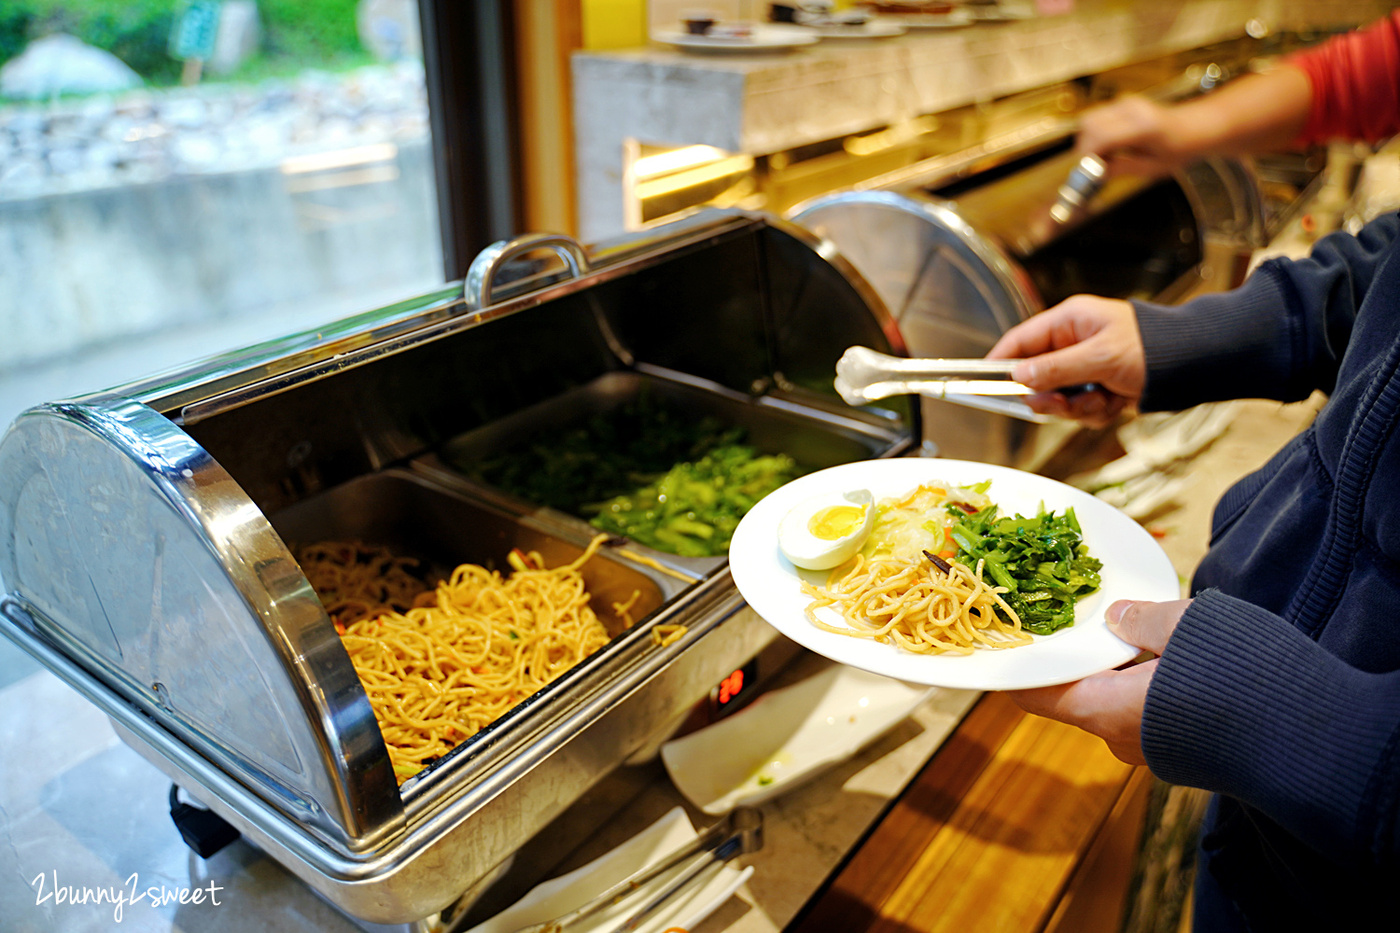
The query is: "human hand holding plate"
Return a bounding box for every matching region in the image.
[1005,596,1191,764]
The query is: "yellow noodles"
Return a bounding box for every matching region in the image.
[616,547,698,582]
[650,623,688,648]
[298,535,625,780]
[802,554,1032,655]
[295,540,432,628]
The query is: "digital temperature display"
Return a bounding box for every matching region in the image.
[710,657,759,716]
[717,668,745,705]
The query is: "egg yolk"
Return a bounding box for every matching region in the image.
[807,504,867,541]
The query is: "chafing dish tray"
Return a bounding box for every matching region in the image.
[0,210,914,925]
[421,367,894,581]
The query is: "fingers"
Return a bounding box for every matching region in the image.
[1014,343,1112,394]
[1003,598,1194,766]
[1023,388,1126,429]
[1011,661,1152,723]
[1075,99,1142,155]
[1006,660,1157,766]
[1106,598,1192,656]
[987,296,1146,410]
[986,295,1114,369]
[986,311,1063,362]
[1075,96,1180,180]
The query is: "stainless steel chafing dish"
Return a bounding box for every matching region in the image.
[788,128,1274,467]
[0,210,916,926]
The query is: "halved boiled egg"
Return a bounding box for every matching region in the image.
[777,489,876,570]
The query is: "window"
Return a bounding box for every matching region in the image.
[0,0,518,688]
[0,0,516,427]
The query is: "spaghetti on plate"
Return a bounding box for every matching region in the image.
[798,481,1099,655]
[803,552,1030,655]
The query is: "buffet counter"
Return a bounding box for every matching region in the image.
[0,113,1369,933]
[573,398,1323,933]
[0,641,980,932]
[0,388,1321,933]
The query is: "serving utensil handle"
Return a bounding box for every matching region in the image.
[1048,153,1108,227]
[608,807,762,933]
[501,807,763,933]
[1011,153,1110,255]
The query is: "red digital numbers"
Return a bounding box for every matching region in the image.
[717,668,745,705]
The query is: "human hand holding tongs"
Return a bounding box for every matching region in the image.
[835,154,1109,412]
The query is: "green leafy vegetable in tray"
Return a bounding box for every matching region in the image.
[461,390,804,557]
[586,444,801,558]
[465,391,745,516]
[948,500,1103,636]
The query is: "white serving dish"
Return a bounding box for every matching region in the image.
[653,23,819,53]
[661,663,933,814]
[464,807,752,933]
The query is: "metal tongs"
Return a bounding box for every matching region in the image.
[834,346,1033,406]
[1048,153,1109,227]
[505,807,764,933]
[1012,152,1111,257]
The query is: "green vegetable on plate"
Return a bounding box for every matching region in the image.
[947,500,1103,636]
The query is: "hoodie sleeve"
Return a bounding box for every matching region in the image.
[1130,211,1400,412]
[1143,589,1400,865]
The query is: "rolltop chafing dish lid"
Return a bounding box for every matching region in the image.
[0,209,915,924]
[787,120,1268,465]
[790,137,1263,361]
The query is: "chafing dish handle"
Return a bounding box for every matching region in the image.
[463,233,591,311]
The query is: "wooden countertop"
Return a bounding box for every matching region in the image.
[789,692,1146,933]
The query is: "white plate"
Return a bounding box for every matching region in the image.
[809,20,908,39]
[728,458,1180,690]
[653,23,819,53]
[463,807,752,933]
[662,664,933,814]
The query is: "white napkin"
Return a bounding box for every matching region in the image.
[463,807,752,933]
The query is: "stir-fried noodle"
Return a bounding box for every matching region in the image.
[297,535,628,779]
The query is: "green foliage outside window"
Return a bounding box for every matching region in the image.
[258,0,364,65]
[0,0,370,86]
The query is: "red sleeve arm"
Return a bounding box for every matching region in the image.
[1288,11,1400,146]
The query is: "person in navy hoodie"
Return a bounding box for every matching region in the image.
[986,13,1400,931]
